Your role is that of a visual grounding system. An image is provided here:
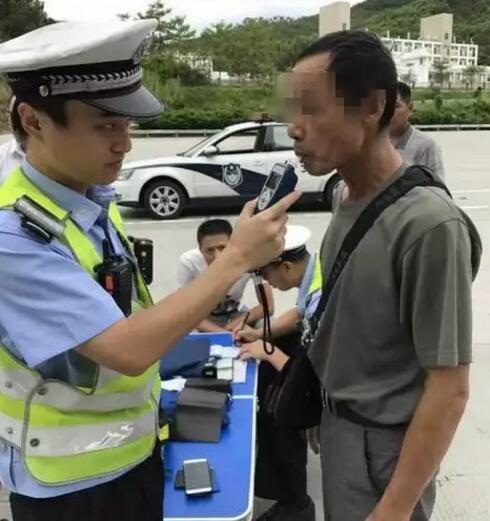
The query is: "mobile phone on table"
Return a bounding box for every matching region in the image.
[183,458,212,496]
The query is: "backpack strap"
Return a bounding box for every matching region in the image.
[308,165,480,342]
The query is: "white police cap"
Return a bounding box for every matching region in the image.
[0,20,163,119]
[279,225,312,260]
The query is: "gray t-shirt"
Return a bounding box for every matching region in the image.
[309,164,473,424]
[395,126,445,180]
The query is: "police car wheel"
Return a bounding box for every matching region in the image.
[323,172,342,212]
[144,180,186,220]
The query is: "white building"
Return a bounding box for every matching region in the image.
[382,33,478,70]
[319,6,487,89]
[394,49,432,88]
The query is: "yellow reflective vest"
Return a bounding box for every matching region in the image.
[0,167,162,485]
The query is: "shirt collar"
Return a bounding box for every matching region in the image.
[11,140,24,159]
[21,160,115,232]
[394,125,413,151]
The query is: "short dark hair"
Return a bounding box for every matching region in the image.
[13,95,68,143]
[295,30,398,131]
[397,81,412,104]
[280,247,310,264]
[197,219,233,244]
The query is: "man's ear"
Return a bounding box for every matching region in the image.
[362,89,386,130]
[18,102,44,141]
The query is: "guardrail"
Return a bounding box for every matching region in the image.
[417,124,490,131]
[130,129,219,138]
[130,124,490,137]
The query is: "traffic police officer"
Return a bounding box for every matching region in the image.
[238,225,320,521]
[0,20,298,521]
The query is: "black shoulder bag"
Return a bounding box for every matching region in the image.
[263,165,481,430]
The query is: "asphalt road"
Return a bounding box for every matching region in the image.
[0,131,488,520]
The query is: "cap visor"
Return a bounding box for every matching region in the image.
[84,85,164,120]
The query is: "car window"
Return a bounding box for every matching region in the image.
[214,129,260,155]
[267,126,294,151]
[180,135,216,157]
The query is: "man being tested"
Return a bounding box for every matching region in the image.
[285,30,477,521]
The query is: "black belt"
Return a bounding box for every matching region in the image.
[325,395,409,430]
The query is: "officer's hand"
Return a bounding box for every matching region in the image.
[306,426,321,455]
[229,191,301,271]
[239,340,271,362]
[235,328,262,344]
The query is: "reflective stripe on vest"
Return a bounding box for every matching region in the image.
[0,167,162,485]
[305,254,322,308]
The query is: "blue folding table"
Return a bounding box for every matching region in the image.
[162,332,258,521]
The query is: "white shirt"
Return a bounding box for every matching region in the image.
[0,139,24,184]
[177,248,251,316]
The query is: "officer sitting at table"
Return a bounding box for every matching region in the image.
[177,218,274,333]
[237,225,319,521]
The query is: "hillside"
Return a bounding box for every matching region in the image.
[283,0,490,64]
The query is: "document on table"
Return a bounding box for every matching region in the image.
[161,377,187,392]
[210,344,240,359]
[233,360,247,383]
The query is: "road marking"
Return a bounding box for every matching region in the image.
[454,189,490,194]
[460,205,489,210]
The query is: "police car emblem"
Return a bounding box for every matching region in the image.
[222,164,243,188]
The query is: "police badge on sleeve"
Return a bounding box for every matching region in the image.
[222,164,243,188]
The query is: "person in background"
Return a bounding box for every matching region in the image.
[237,225,319,521]
[390,81,445,180]
[0,97,25,184]
[177,219,274,333]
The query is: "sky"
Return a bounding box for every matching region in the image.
[43,0,364,33]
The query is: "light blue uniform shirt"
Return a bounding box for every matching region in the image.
[296,253,321,320]
[0,161,134,498]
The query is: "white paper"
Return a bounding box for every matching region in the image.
[233,360,247,383]
[217,368,234,381]
[161,377,187,392]
[210,344,240,359]
[216,358,233,370]
[221,347,240,359]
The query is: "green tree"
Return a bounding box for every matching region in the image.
[463,65,484,90]
[0,0,52,41]
[432,60,450,89]
[137,1,195,49]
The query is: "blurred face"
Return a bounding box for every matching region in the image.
[390,93,412,136]
[284,53,378,177]
[199,234,230,265]
[260,262,296,291]
[21,100,132,190]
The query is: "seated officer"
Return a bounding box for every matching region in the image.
[237,225,319,521]
[0,20,298,521]
[236,224,320,346]
[177,218,274,333]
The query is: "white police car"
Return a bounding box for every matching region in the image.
[114,120,339,219]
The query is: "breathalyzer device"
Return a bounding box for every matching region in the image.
[253,163,298,354]
[254,162,298,214]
